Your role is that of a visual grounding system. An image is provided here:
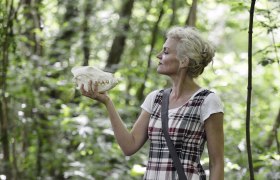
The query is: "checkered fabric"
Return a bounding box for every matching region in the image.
[143,89,212,180]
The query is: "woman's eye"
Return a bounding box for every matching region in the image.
[163,51,168,54]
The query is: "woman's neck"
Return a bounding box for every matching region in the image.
[170,73,200,100]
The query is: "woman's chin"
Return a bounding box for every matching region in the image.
[156,68,163,74]
[157,69,166,75]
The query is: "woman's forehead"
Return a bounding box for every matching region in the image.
[163,38,178,50]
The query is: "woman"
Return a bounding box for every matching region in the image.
[80,26,224,180]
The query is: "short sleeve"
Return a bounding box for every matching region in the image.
[200,93,224,122]
[140,90,159,114]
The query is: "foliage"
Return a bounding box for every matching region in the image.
[0,0,279,179]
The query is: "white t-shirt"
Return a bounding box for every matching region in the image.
[141,88,223,122]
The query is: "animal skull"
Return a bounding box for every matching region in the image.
[71,66,119,93]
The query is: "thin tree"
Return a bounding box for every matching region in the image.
[0,0,17,178]
[21,0,46,177]
[169,0,178,26]
[185,0,197,27]
[105,0,135,72]
[136,0,167,101]
[49,0,79,66]
[246,0,256,179]
[265,108,280,152]
[82,0,93,66]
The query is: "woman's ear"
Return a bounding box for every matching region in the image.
[179,57,189,68]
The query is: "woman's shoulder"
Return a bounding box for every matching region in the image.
[141,89,161,114]
[146,89,163,101]
[195,88,220,98]
[202,89,222,101]
[148,89,161,96]
[200,89,224,121]
[195,88,223,108]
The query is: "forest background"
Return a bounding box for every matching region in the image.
[0,0,279,179]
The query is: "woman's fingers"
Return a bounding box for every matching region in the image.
[80,81,92,97]
[81,80,98,99]
[88,80,93,92]
[80,80,109,103]
[80,84,86,94]
[80,81,109,104]
[94,81,98,92]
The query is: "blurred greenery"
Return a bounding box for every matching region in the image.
[0,0,279,179]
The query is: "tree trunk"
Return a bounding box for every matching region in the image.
[169,0,178,26]
[49,0,79,65]
[185,0,197,27]
[0,93,10,179]
[82,0,93,66]
[21,0,46,177]
[0,1,15,179]
[246,1,256,179]
[105,0,135,73]
[136,0,167,102]
[265,108,280,152]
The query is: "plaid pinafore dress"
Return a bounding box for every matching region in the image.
[143,89,212,180]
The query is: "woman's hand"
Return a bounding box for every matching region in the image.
[80,80,110,105]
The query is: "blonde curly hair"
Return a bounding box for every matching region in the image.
[166,26,215,78]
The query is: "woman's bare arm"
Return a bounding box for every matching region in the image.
[81,81,150,156]
[205,112,224,180]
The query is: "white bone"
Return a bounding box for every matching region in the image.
[71,66,119,93]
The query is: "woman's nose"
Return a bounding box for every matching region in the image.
[156,51,162,59]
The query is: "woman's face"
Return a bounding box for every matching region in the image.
[156,38,182,75]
